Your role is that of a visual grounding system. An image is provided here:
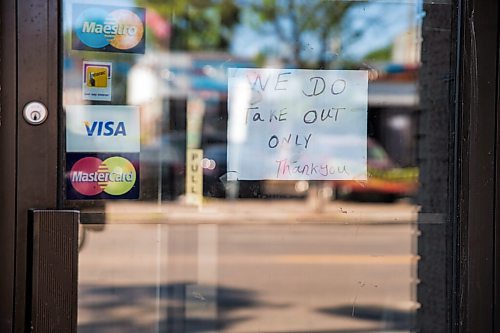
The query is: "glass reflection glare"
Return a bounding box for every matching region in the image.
[61,0,432,332]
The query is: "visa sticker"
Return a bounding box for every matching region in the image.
[72,4,146,54]
[66,105,140,153]
[83,61,112,101]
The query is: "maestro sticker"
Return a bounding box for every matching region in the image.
[72,4,145,53]
[66,153,140,200]
[83,61,112,101]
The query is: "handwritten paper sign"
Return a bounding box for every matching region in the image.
[227,68,368,180]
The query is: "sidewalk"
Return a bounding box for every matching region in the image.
[103,198,419,225]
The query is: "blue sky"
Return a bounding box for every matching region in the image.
[231,1,420,61]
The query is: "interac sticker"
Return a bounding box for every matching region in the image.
[186,149,203,206]
[227,68,368,181]
[83,61,112,101]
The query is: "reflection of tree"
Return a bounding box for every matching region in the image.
[364,44,393,62]
[137,0,240,50]
[139,0,387,68]
[247,0,357,68]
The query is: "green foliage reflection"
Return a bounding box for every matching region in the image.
[139,0,368,68]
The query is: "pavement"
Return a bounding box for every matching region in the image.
[101,198,420,225]
[78,198,419,333]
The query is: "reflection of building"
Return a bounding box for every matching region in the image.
[127,51,253,145]
[368,66,419,167]
[392,28,421,65]
[364,21,421,168]
[129,51,419,199]
[128,52,254,199]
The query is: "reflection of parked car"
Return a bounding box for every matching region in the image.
[201,143,262,198]
[202,143,227,197]
[333,139,418,202]
[141,132,186,200]
[260,180,309,198]
[201,139,418,201]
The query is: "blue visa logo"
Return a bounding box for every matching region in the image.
[84,121,127,136]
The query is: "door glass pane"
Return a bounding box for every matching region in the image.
[61,0,456,332]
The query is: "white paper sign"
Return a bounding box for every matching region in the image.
[227,68,368,180]
[66,105,140,153]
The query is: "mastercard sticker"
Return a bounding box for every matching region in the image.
[66,153,140,200]
[72,4,145,54]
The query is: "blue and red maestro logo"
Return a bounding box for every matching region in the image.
[73,5,145,53]
[69,156,136,196]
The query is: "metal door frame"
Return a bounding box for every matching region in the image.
[0,0,59,332]
[457,1,499,332]
[0,0,18,331]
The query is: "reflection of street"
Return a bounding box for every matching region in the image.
[101,199,419,224]
[78,200,418,333]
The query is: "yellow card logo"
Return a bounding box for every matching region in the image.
[86,66,108,88]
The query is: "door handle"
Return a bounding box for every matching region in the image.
[29,209,79,333]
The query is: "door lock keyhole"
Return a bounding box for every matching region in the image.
[31,111,41,121]
[23,101,48,125]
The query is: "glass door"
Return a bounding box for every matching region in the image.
[60,0,458,332]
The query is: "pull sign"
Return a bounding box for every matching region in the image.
[23,101,48,125]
